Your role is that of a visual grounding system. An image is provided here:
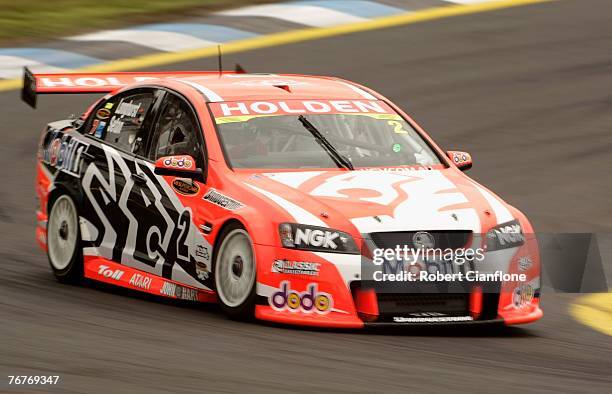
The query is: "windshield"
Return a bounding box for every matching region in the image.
[210,99,442,169]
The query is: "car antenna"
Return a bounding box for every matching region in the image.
[217,45,223,77]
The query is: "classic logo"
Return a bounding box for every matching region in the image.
[96,108,111,120]
[271,260,320,276]
[269,281,332,314]
[172,179,200,196]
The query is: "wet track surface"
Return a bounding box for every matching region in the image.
[1,0,612,392]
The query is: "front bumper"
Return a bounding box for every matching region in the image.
[252,243,542,329]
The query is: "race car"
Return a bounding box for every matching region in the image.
[26,68,542,328]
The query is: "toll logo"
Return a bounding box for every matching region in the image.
[269,281,332,314]
[97,264,124,281]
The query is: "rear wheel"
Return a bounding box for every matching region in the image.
[214,224,256,320]
[47,194,82,284]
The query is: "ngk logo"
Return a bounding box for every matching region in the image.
[294,228,339,249]
[494,224,524,246]
[97,265,124,281]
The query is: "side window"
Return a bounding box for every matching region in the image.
[148,94,204,168]
[87,91,155,156]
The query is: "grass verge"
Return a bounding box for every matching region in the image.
[0,0,275,45]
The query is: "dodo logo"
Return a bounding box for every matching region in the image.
[270,281,333,314]
[163,156,193,170]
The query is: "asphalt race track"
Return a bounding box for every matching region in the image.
[1,0,611,392]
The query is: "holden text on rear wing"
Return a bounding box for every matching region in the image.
[21,67,227,108]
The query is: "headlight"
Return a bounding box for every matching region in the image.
[278,223,359,254]
[486,219,525,251]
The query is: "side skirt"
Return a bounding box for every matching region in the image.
[84,256,216,303]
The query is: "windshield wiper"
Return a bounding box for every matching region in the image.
[297,115,354,170]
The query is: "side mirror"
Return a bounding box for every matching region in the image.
[447,151,472,171]
[154,155,204,181]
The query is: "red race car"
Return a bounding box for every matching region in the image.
[26,68,541,328]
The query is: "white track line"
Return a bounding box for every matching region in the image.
[0,55,67,79]
[68,29,218,52]
[216,3,367,27]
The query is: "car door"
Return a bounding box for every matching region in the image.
[79,88,161,272]
[142,91,214,290]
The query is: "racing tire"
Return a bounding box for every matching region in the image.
[214,223,257,320]
[47,194,83,284]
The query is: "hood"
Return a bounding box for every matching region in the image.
[237,169,516,236]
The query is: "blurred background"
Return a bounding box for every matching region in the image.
[1,0,611,392]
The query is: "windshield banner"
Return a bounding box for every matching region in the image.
[209,100,396,121]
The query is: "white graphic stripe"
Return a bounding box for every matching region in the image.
[68,29,218,52]
[177,79,224,102]
[337,81,377,100]
[216,4,367,27]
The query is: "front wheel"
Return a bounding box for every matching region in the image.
[214,224,256,320]
[47,194,82,284]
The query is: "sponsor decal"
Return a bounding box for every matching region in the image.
[518,256,533,271]
[160,282,198,301]
[451,151,470,165]
[48,138,61,166]
[487,220,525,250]
[202,189,244,211]
[107,117,124,134]
[96,108,111,120]
[279,223,358,253]
[194,244,211,280]
[172,178,200,196]
[162,155,194,170]
[210,99,393,118]
[195,261,209,281]
[269,281,332,314]
[94,121,106,138]
[81,146,213,288]
[41,133,89,177]
[271,260,320,276]
[89,119,99,135]
[195,244,210,261]
[104,102,114,110]
[294,228,339,249]
[128,273,152,290]
[97,264,124,281]
[115,101,141,117]
[392,143,402,153]
[512,284,535,307]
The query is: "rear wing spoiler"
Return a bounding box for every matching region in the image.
[21,68,231,108]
